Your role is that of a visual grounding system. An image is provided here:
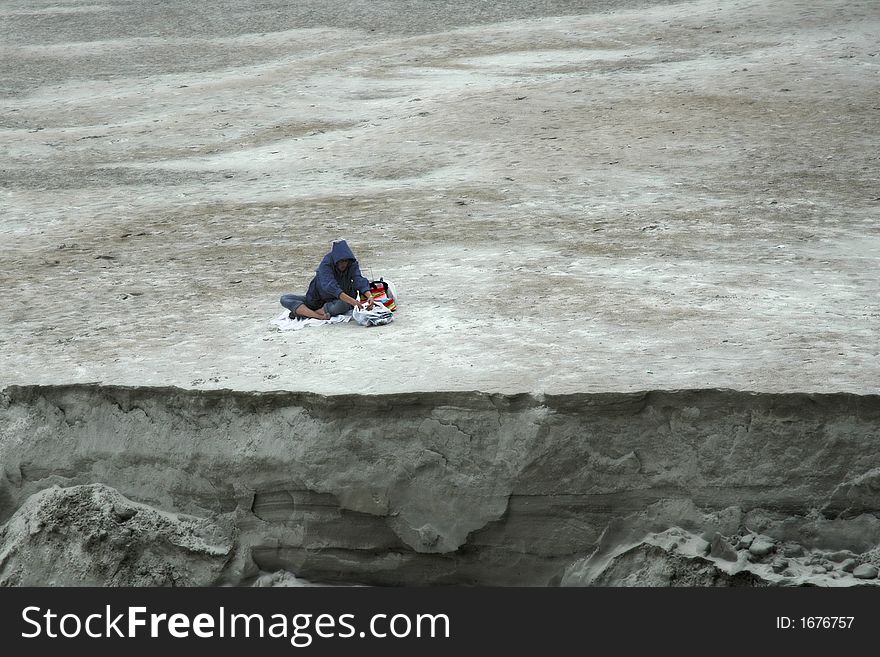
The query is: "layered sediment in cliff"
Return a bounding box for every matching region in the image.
[1,385,879,586]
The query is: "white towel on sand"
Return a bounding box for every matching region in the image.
[270,310,352,332]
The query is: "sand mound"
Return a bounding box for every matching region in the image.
[564,527,880,586]
[0,483,232,586]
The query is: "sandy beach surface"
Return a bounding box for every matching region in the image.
[2,0,878,394]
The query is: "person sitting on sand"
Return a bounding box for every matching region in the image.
[280,239,375,320]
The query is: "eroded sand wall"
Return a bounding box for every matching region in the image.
[1,384,879,585]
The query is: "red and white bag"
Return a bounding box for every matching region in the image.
[368,278,398,312]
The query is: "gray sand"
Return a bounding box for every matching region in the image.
[1,0,878,394]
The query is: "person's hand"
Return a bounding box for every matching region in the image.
[353,295,375,310]
[342,293,364,310]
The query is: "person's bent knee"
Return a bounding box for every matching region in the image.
[280,294,304,312]
[324,299,351,317]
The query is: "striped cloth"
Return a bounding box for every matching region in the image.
[369,279,397,312]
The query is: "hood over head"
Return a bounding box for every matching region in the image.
[329,239,356,264]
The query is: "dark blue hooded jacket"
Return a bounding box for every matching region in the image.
[305,240,371,308]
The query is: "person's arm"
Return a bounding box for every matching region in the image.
[316,260,343,299]
[339,290,377,309]
[339,292,362,309]
[347,261,375,307]
[350,261,371,296]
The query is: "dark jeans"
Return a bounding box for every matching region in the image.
[280,294,351,317]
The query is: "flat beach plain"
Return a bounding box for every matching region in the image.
[1,0,878,394]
